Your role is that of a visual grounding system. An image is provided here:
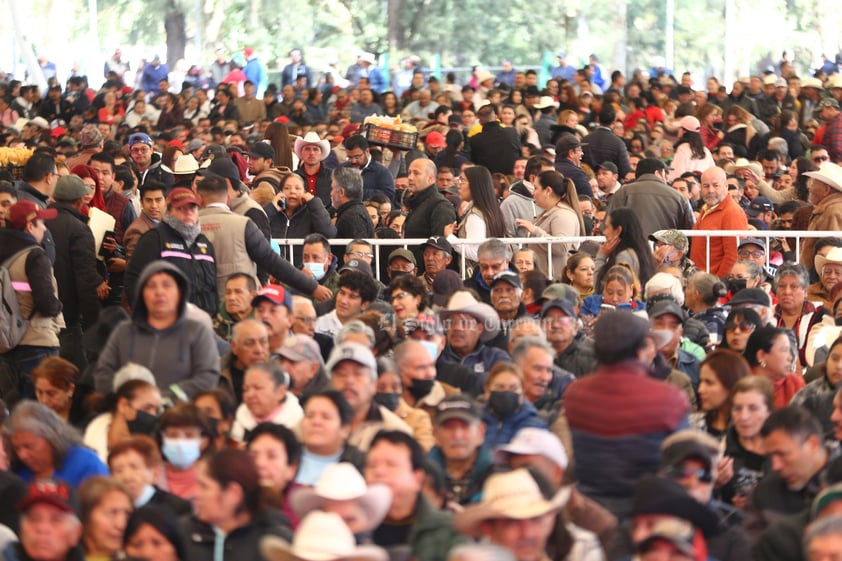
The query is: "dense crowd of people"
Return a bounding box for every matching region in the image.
[2,46,842,561]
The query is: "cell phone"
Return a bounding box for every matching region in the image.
[99,231,116,257]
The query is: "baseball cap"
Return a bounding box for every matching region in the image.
[186,138,205,153]
[326,342,377,373]
[197,156,242,184]
[647,300,685,325]
[494,427,568,469]
[679,115,701,133]
[339,258,374,277]
[128,132,153,147]
[597,161,619,174]
[661,432,718,473]
[729,287,771,307]
[540,298,576,318]
[422,236,453,254]
[276,334,324,364]
[252,284,293,309]
[388,248,417,266]
[491,270,522,289]
[7,200,57,230]
[53,175,90,202]
[435,394,482,425]
[649,230,689,254]
[738,237,767,251]
[431,270,463,307]
[19,480,80,517]
[746,197,774,217]
[555,133,584,155]
[425,131,446,148]
[249,142,275,160]
[541,284,579,306]
[166,187,200,209]
[817,98,840,110]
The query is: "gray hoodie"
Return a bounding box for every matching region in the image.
[93,260,220,400]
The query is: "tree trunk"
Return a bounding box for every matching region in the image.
[165,0,187,69]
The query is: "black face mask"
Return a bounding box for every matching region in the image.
[727,278,747,294]
[835,316,842,327]
[408,378,435,401]
[489,391,520,418]
[127,410,159,435]
[373,392,400,412]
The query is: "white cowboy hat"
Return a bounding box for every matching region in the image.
[293,131,331,161]
[801,77,824,90]
[161,154,200,175]
[805,162,842,193]
[476,70,495,85]
[534,96,559,110]
[815,247,842,275]
[289,463,392,532]
[827,74,842,89]
[724,158,763,178]
[437,290,501,342]
[261,511,388,561]
[453,468,571,537]
[359,52,376,65]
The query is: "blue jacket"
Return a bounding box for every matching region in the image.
[482,400,547,448]
[554,158,594,199]
[440,343,511,387]
[243,58,267,95]
[141,62,169,94]
[16,445,108,486]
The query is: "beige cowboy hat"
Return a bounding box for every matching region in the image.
[534,96,559,110]
[815,247,842,275]
[293,131,331,161]
[805,162,842,193]
[161,154,200,175]
[827,74,842,89]
[453,468,571,537]
[801,77,824,90]
[261,511,388,561]
[289,463,392,533]
[437,290,501,342]
[724,158,763,177]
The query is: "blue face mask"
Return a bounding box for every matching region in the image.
[304,262,326,280]
[162,437,202,469]
[420,340,440,361]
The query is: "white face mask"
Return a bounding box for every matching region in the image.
[304,262,326,280]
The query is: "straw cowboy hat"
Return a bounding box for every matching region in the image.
[293,131,331,161]
[437,290,501,342]
[289,463,392,533]
[724,158,763,177]
[453,468,571,537]
[161,154,200,175]
[805,162,842,193]
[261,511,388,561]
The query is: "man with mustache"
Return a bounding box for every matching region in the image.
[426,395,493,508]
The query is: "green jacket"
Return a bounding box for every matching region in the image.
[409,494,469,561]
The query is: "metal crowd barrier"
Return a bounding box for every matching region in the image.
[272,231,836,281]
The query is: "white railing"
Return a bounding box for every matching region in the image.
[272,230,837,281]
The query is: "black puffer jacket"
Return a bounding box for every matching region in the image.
[181,508,293,561]
[45,203,102,329]
[265,196,336,264]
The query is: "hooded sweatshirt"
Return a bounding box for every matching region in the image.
[92,260,220,400]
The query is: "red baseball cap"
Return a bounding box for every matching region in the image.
[7,200,58,230]
[166,187,200,209]
[19,480,80,517]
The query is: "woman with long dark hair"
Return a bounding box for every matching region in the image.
[434,129,469,170]
[693,349,751,438]
[668,115,715,181]
[753,155,816,204]
[444,165,506,265]
[594,207,656,291]
[516,170,585,281]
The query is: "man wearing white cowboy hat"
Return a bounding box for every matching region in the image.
[801,162,842,272]
[261,511,388,561]
[439,289,511,380]
[289,462,392,537]
[453,468,579,561]
[808,245,842,309]
[294,131,333,208]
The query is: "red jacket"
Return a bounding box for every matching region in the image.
[691,194,748,278]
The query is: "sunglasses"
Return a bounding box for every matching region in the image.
[665,466,713,483]
[725,321,757,332]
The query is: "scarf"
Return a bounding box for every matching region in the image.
[163,214,201,246]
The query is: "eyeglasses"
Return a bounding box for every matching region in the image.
[294,316,316,325]
[130,146,151,154]
[725,321,757,332]
[665,466,713,483]
[456,176,465,185]
[348,251,374,259]
[391,292,411,301]
[738,249,765,259]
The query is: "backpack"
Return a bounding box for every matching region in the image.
[0,247,36,353]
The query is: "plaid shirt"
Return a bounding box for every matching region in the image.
[826,111,842,163]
